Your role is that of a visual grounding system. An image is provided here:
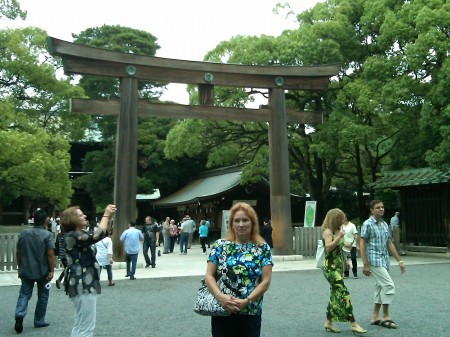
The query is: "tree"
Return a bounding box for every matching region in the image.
[0,99,72,223]
[1,27,89,139]
[0,0,26,20]
[164,0,450,222]
[0,27,89,220]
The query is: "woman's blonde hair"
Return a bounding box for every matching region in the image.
[225,202,264,244]
[321,208,345,232]
[60,206,81,233]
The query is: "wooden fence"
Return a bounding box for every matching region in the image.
[293,226,322,257]
[0,233,64,272]
[0,233,19,271]
[1,227,323,272]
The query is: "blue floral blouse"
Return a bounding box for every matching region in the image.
[208,239,273,315]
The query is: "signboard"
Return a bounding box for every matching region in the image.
[221,210,230,239]
[304,201,317,227]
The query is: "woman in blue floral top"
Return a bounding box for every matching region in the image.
[61,204,116,337]
[205,202,273,337]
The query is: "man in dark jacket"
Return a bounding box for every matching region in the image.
[14,209,55,333]
[142,216,159,268]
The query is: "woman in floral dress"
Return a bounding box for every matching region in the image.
[204,202,273,337]
[322,208,367,334]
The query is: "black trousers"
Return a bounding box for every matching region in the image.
[211,314,261,337]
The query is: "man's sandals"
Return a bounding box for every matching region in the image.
[380,320,398,329]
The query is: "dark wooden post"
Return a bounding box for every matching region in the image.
[268,88,293,255]
[112,77,138,260]
[198,84,215,106]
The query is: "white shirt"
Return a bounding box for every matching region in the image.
[343,221,358,247]
[95,237,113,266]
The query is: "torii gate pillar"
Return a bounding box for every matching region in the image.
[112,78,138,258]
[269,88,293,255]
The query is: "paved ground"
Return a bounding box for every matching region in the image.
[1,244,449,337]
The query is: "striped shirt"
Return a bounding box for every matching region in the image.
[360,216,391,270]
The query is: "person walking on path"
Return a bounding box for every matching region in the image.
[14,209,55,333]
[95,232,115,286]
[198,220,209,254]
[342,213,360,279]
[179,215,194,254]
[61,204,116,337]
[142,216,159,267]
[162,217,171,254]
[390,212,401,254]
[260,218,273,248]
[169,219,178,253]
[321,208,366,334]
[205,202,273,337]
[55,229,68,289]
[120,221,143,279]
[360,200,406,329]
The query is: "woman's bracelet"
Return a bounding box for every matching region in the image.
[214,291,221,299]
[102,215,110,218]
[247,297,253,304]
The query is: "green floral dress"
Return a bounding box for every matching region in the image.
[323,235,355,322]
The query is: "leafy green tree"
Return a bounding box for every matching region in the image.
[0,0,26,20]
[1,27,88,139]
[0,99,72,223]
[0,26,89,219]
[165,0,449,221]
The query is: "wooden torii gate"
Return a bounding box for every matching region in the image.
[47,37,339,257]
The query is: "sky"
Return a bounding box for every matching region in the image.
[2,0,323,103]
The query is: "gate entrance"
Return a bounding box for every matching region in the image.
[47,37,339,256]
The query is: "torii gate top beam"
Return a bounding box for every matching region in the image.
[47,37,340,91]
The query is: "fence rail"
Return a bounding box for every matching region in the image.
[0,233,19,271]
[1,227,323,272]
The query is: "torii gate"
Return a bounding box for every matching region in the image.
[47,37,339,257]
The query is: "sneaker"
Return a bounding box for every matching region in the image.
[145,264,150,268]
[15,317,23,333]
[354,275,358,279]
[55,279,61,289]
[343,275,348,279]
[158,250,161,256]
[34,323,50,328]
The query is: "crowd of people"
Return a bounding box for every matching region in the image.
[13,199,404,336]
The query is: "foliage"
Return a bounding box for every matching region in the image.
[0,27,89,140]
[164,0,450,221]
[0,118,72,208]
[0,0,26,20]
[0,26,92,209]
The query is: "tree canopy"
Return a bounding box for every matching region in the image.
[0,25,87,212]
[164,0,450,221]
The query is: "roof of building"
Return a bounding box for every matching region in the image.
[136,189,161,200]
[370,168,450,189]
[152,166,242,207]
